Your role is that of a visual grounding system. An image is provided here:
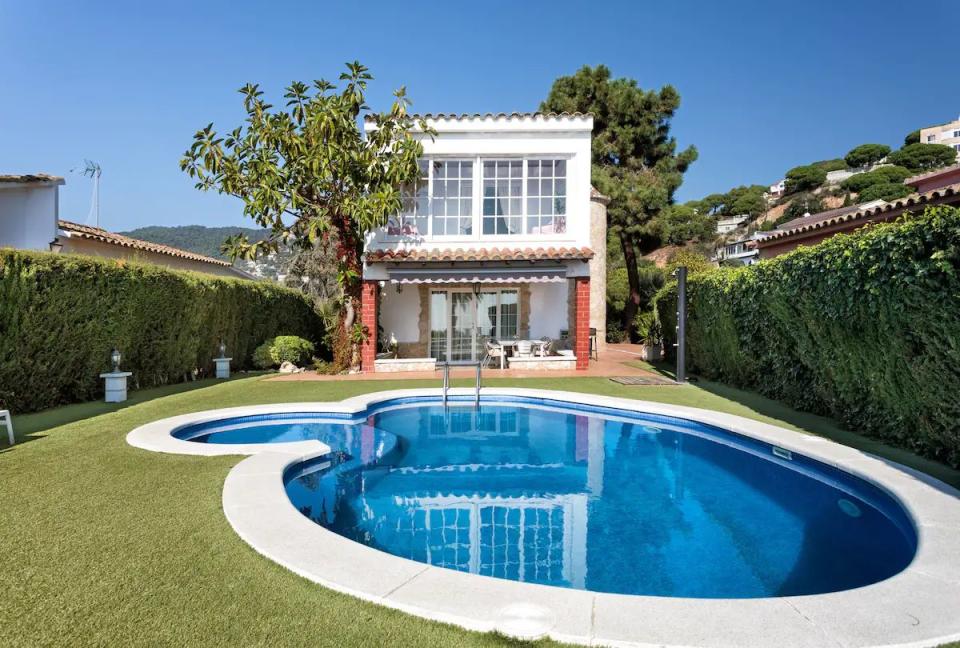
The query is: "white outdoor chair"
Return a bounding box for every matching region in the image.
[516,340,533,358]
[484,340,506,370]
[539,336,554,357]
[1,410,13,446]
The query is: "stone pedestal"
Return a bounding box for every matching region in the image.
[214,357,232,379]
[99,371,132,403]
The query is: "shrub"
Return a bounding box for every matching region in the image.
[857,182,913,203]
[0,250,324,413]
[653,206,960,467]
[784,164,827,194]
[777,193,823,225]
[252,336,315,368]
[811,158,848,172]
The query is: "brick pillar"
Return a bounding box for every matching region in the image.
[573,276,590,370]
[360,280,379,373]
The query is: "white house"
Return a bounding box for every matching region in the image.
[716,214,750,234]
[360,113,606,373]
[715,233,761,265]
[0,173,250,278]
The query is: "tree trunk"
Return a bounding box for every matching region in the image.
[331,211,365,372]
[621,235,643,342]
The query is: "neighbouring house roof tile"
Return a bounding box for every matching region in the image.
[0,173,64,184]
[905,163,960,187]
[366,246,595,263]
[58,220,232,267]
[756,182,960,245]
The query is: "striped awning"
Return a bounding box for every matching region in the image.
[388,266,567,284]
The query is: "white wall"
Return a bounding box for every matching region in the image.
[364,115,593,255]
[0,185,58,250]
[379,282,421,343]
[529,282,569,339]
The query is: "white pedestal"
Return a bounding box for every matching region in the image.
[215,357,232,379]
[99,371,132,403]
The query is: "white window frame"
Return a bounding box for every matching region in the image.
[429,287,520,363]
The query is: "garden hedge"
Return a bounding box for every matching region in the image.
[654,206,960,466]
[0,250,324,413]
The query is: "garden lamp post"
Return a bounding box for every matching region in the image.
[672,267,687,384]
[215,339,232,380]
[100,347,132,403]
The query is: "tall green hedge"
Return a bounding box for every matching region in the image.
[654,206,960,466]
[0,250,324,413]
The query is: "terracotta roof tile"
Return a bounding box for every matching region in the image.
[365,112,592,122]
[0,173,64,184]
[756,182,960,245]
[58,220,232,267]
[366,246,595,263]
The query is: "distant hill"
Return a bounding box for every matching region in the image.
[120,225,269,260]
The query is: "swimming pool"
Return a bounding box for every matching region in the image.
[174,395,916,599]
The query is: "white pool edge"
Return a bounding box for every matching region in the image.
[126,388,960,648]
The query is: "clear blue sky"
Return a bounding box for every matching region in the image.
[2,0,957,232]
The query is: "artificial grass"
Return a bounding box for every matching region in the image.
[2,374,958,647]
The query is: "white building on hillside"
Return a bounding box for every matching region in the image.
[716,214,750,234]
[360,113,606,373]
[920,114,960,158]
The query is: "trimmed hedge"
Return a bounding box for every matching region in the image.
[654,206,960,466]
[0,250,323,413]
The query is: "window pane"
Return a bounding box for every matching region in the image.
[528,197,539,215]
[554,197,566,214]
[555,178,566,196]
[483,218,495,235]
[541,198,553,215]
[555,160,566,176]
[528,160,540,177]
[500,291,519,339]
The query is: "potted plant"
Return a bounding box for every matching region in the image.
[636,312,663,362]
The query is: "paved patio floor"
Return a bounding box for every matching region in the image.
[267,343,669,382]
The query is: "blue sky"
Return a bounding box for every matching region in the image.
[2,0,957,232]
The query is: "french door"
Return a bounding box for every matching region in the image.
[429,289,519,363]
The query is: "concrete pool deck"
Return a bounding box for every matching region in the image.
[126,388,960,648]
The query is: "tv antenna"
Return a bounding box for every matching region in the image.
[71,160,102,227]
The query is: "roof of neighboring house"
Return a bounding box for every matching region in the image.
[57,220,233,267]
[366,246,595,263]
[757,182,960,244]
[905,163,960,188]
[0,173,65,185]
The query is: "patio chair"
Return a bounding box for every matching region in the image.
[484,339,506,370]
[1,409,13,445]
[516,340,533,358]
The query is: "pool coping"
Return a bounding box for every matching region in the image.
[126,388,960,648]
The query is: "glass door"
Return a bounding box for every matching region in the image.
[429,291,448,362]
[450,292,475,362]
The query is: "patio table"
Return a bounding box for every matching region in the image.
[498,339,549,359]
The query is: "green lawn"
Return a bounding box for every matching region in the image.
[2,374,958,647]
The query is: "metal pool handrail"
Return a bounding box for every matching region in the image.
[439,362,482,407]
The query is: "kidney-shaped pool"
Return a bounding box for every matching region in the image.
[175,396,917,599]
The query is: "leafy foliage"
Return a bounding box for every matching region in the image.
[665,249,713,275]
[844,144,891,169]
[888,143,958,172]
[180,62,429,370]
[654,206,960,466]
[687,184,768,219]
[840,165,912,193]
[856,182,913,203]
[541,65,696,334]
[0,250,323,413]
[784,164,827,194]
[653,204,716,246]
[904,129,921,146]
[811,158,848,172]
[252,336,315,368]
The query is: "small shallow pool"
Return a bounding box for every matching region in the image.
[177,397,917,599]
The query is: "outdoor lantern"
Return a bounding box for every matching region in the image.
[110,348,122,372]
[473,282,481,296]
[218,339,227,358]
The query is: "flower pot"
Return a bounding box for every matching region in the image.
[642,344,663,362]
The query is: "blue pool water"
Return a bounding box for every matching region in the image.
[179,398,917,598]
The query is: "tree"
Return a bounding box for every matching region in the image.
[840,166,911,193]
[181,62,429,369]
[811,158,848,172]
[904,129,921,146]
[541,65,697,338]
[857,183,913,203]
[652,203,715,246]
[844,143,891,169]
[784,164,827,194]
[725,184,768,218]
[665,249,712,275]
[776,193,823,225]
[888,143,958,172]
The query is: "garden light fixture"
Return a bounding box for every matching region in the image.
[110,348,122,372]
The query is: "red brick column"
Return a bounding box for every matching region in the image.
[573,276,590,370]
[360,280,379,373]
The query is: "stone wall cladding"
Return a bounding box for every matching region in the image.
[589,192,608,349]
